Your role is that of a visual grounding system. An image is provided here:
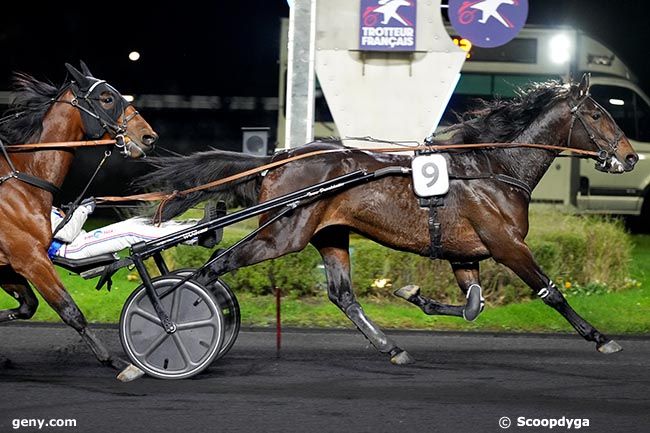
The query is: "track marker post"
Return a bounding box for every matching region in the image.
[275,286,282,357]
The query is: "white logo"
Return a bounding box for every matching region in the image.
[374,0,411,26]
[471,0,515,28]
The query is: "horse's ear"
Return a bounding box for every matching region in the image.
[79,60,94,77]
[65,63,90,88]
[577,73,591,97]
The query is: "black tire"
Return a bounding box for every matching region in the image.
[120,275,225,379]
[172,269,241,360]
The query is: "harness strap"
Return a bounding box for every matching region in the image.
[450,173,532,199]
[0,138,61,196]
[415,197,445,259]
[416,171,530,261]
[12,172,61,196]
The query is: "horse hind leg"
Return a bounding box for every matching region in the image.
[393,262,484,321]
[394,285,464,318]
[452,262,485,321]
[0,268,39,322]
[313,228,414,365]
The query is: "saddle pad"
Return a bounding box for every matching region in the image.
[411,154,449,197]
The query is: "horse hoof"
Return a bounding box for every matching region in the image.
[597,340,623,354]
[390,350,415,365]
[394,285,420,301]
[462,284,485,322]
[117,364,145,382]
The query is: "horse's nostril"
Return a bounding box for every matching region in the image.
[626,154,639,167]
[142,134,158,146]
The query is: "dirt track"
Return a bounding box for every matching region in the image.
[0,324,648,433]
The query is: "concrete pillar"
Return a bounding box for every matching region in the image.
[285,0,317,149]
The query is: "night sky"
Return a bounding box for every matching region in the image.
[1,0,649,96]
[1,0,648,205]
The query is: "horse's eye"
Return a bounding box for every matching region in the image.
[103,96,114,104]
[592,111,602,120]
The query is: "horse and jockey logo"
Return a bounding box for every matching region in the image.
[449,0,528,48]
[359,0,417,51]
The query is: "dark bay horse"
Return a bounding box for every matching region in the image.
[140,77,636,364]
[0,63,157,379]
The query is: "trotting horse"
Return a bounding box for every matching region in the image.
[0,63,157,379]
[140,76,636,364]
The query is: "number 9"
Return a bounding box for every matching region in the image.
[422,162,439,187]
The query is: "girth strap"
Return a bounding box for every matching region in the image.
[419,196,445,259]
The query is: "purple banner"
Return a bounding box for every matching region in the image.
[359,0,417,51]
[449,0,528,48]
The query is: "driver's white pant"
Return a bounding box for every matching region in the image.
[56,218,197,260]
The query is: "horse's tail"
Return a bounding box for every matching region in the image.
[136,149,272,221]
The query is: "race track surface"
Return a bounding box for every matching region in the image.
[0,324,648,433]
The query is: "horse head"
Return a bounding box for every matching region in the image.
[63,62,157,158]
[566,73,637,173]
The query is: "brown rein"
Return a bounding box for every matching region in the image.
[96,142,600,204]
[5,139,117,151]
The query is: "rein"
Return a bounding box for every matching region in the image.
[5,138,117,150]
[97,140,601,205]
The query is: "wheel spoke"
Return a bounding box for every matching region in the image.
[141,331,169,357]
[131,307,162,326]
[170,286,182,322]
[171,332,197,367]
[176,319,218,331]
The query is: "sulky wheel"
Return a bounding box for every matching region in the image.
[173,269,241,360]
[120,275,224,379]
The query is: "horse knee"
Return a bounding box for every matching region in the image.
[537,280,565,306]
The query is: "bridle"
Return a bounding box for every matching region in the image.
[566,92,624,172]
[58,78,148,158]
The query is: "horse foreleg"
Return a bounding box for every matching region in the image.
[493,238,621,354]
[0,268,39,322]
[10,254,142,377]
[313,229,414,365]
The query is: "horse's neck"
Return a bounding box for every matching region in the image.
[17,104,81,188]
[496,106,570,189]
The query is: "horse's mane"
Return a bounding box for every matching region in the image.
[442,81,572,144]
[0,73,66,145]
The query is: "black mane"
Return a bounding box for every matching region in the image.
[0,73,66,145]
[443,81,572,144]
